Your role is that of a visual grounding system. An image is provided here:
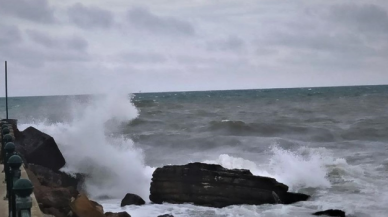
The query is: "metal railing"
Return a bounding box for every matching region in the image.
[1,121,34,217]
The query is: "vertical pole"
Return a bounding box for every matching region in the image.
[5,61,8,120]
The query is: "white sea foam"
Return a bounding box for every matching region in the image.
[205,146,331,190]
[19,93,154,200]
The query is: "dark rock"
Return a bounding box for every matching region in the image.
[16,127,65,171]
[27,164,78,188]
[105,212,131,217]
[150,162,309,208]
[26,166,79,217]
[283,192,310,204]
[42,207,67,217]
[158,215,174,217]
[313,209,346,217]
[121,193,146,206]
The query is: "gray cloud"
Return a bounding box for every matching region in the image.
[120,52,167,63]
[0,0,55,23]
[67,3,114,29]
[66,37,89,51]
[2,1,388,96]
[26,30,88,51]
[0,25,22,47]
[207,36,245,52]
[0,30,91,68]
[330,4,388,33]
[126,7,195,36]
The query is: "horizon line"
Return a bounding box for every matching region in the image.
[0,83,387,98]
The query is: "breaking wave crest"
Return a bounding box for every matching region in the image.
[19,93,154,200]
[205,146,333,190]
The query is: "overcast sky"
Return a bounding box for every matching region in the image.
[0,0,388,96]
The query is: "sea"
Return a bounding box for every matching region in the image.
[1,85,388,217]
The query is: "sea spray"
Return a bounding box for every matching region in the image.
[19,93,154,200]
[205,146,331,190]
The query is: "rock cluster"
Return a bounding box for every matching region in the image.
[11,126,77,217]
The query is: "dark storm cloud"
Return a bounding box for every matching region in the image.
[26,30,88,51]
[0,25,22,46]
[126,7,195,36]
[0,0,55,23]
[330,4,388,33]
[67,3,114,29]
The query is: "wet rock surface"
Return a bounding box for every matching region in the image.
[121,193,146,206]
[16,126,65,171]
[313,209,346,217]
[150,162,309,208]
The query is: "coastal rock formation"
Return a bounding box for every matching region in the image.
[121,193,146,206]
[8,123,86,217]
[25,165,79,217]
[90,200,104,214]
[149,162,309,208]
[27,164,78,188]
[70,194,105,217]
[15,126,65,171]
[313,209,346,217]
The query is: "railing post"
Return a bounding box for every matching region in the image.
[13,179,33,217]
[1,122,9,162]
[1,127,11,163]
[7,155,22,217]
[3,142,16,197]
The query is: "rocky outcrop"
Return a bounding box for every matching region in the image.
[27,164,78,188]
[157,215,174,217]
[313,209,346,217]
[105,212,131,217]
[90,200,104,214]
[15,126,65,171]
[70,194,105,217]
[25,165,79,217]
[150,163,309,208]
[121,193,146,206]
[9,124,82,217]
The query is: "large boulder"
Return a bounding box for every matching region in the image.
[70,194,105,217]
[313,209,346,217]
[121,193,146,206]
[16,126,65,171]
[105,212,131,217]
[150,162,309,208]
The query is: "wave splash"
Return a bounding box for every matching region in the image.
[19,93,154,200]
[205,146,332,190]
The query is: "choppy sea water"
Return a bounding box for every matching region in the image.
[1,85,388,217]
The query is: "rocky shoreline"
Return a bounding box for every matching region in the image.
[12,124,345,217]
